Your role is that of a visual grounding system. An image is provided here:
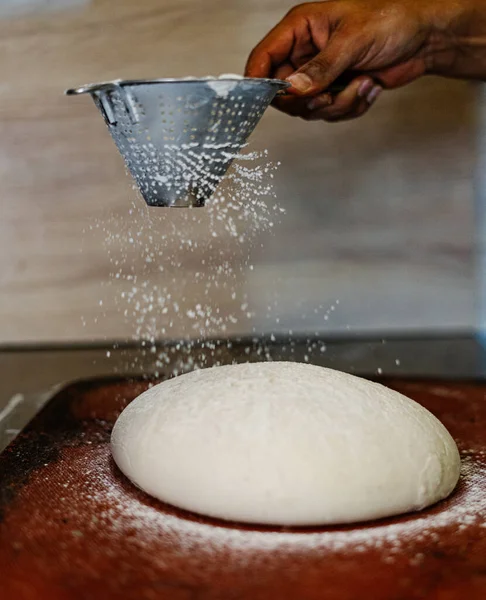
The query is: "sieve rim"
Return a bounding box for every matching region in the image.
[65,77,290,96]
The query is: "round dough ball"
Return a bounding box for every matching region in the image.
[111,362,460,526]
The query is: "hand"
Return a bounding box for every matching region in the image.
[245,0,482,122]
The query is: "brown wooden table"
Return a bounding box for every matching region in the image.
[1,375,485,599]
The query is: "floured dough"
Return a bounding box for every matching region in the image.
[111,362,460,526]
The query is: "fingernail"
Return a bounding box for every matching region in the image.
[307,94,332,111]
[367,85,382,105]
[357,79,374,98]
[286,72,313,93]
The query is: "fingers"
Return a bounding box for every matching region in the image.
[272,92,333,118]
[245,17,299,78]
[245,5,332,79]
[367,61,426,89]
[307,76,382,122]
[245,3,384,121]
[271,75,382,122]
[286,32,362,95]
[273,62,296,81]
[245,4,361,95]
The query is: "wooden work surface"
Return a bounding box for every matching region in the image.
[0,374,485,599]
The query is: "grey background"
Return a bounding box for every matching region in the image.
[0,0,477,343]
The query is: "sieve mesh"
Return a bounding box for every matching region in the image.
[66,78,289,207]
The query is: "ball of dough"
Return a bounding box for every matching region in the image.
[111,362,460,526]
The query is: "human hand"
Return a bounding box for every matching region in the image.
[245,0,476,121]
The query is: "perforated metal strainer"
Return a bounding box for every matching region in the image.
[66,77,289,207]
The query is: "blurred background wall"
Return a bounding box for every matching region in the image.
[0,0,476,343]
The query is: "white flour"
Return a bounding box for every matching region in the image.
[88,147,285,376]
[206,74,245,98]
[81,73,340,375]
[70,449,486,564]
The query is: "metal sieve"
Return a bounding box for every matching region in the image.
[66,77,290,207]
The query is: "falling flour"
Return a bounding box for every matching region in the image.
[81,74,339,376]
[86,146,288,375]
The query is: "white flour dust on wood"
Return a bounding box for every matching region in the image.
[49,445,486,568]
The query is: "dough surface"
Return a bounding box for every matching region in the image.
[111,362,460,526]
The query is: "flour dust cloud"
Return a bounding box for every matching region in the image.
[87,148,288,373]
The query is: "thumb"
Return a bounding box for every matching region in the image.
[287,36,355,95]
